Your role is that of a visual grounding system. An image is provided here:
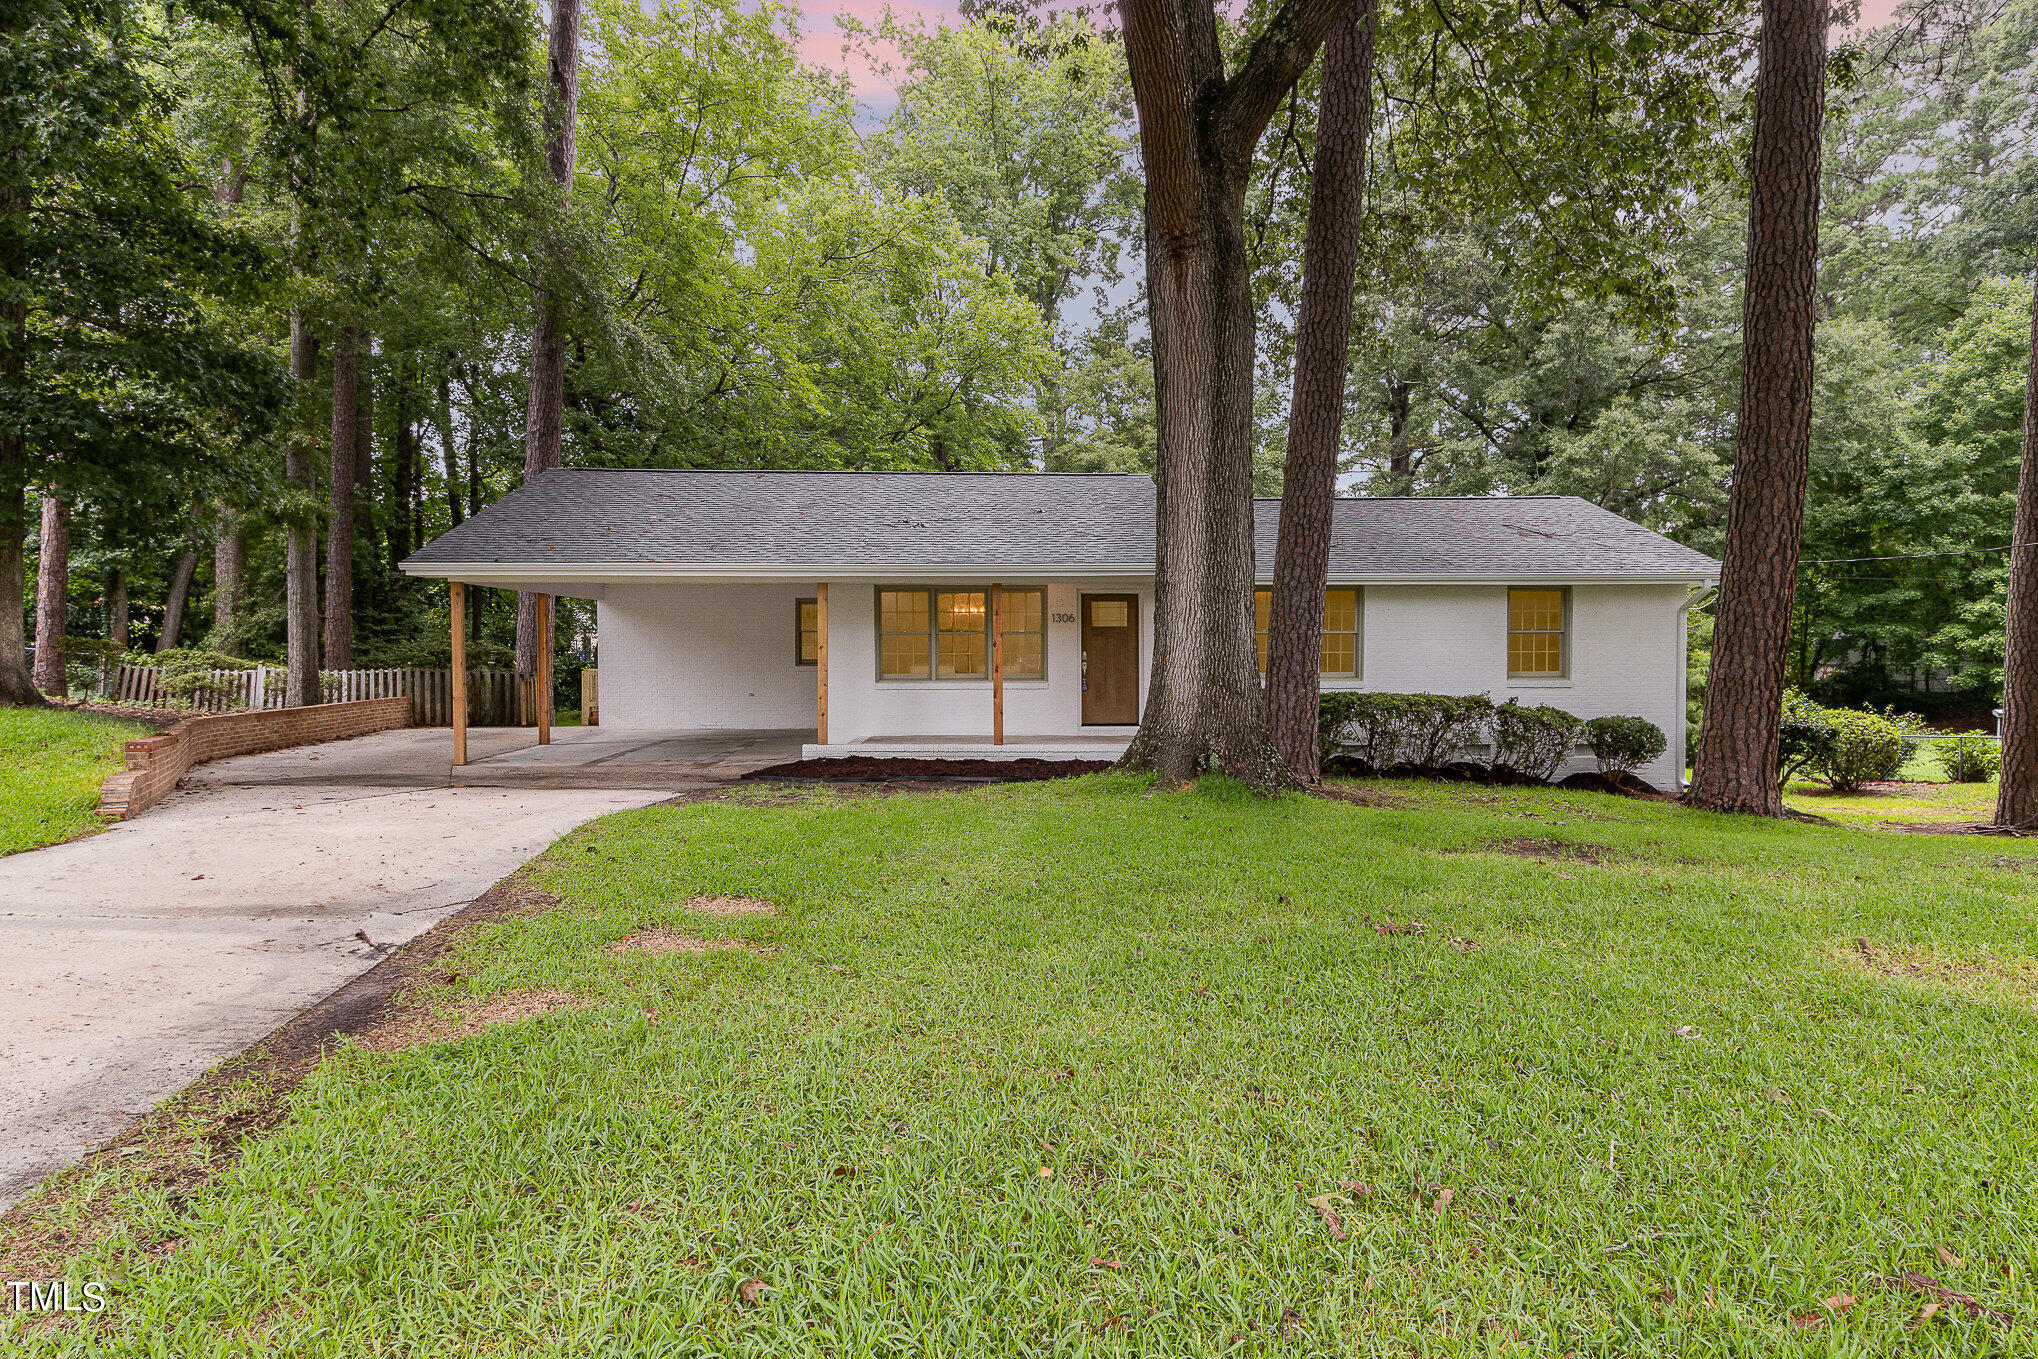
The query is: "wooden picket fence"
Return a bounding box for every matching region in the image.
[110,663,542,727]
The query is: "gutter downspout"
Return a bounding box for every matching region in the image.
[1677,584,1718,791]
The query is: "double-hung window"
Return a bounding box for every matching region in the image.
[1253,587,1362,678]
[877,588,1046,680]
[795,599,819,665]
[1507,587,1569,677]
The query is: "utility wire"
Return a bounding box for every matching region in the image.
[1799,542,2038,565]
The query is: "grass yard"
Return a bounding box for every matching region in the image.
[7,775,2038,1355]
[0,707,150,856]
[1785,776,2002,828]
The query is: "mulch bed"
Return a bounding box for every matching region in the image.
[1321,757,1666,800]
[744,756,1112,783]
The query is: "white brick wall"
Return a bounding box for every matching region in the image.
[594,577,1693,787]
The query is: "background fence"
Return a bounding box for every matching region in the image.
[102,663,543,727]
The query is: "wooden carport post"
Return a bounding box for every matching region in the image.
[990,583,1004,745]
[815,582,829,744]
[536,593,552,744]
[450,581,467,767]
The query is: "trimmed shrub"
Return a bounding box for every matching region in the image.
[1491,701,1580,781]
[1318,692,1369,765]
[1581,715,1667,781]
[1777,688,1837,786]
[1816,707,1907,790]
[1932,736,2001,783]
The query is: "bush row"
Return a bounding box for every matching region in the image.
[1318,692,1667,783]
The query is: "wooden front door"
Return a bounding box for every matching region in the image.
[1081,594,1139,726]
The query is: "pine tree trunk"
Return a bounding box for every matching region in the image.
[1267,0,1376,781]
[354,345,377,570]
[212,507,242,635]
[158,547,198,653]
[1114,0,1351,790]
[1995,260,2038,829]
[324,330,358,669]
[32,492,69,696]
[283,309,321,706]
[516,0,583,677]
[1687,0,1828,816]
[108,567,129,649]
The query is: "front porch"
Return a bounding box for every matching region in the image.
[802,731,1134,761]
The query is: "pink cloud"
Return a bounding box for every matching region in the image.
[794,1,965,101]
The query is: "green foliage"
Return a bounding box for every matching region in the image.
[1320,691,1494,769]
[148,647,254,706]
[1933,736,2003,784]
[1581,716,1668,782]
[1816,708,1909,792]
[1490,700,1581,782]
[1778,688,1838,787]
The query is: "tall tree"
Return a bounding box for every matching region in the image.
[1689,0,1831,815]
[1266,0,1376,780]
[325,330,360,667]
[1115,0,1355,789]
[515,0,583,677]
[158,542,200,652]
[212,506,242,636]
[1997,261,2038,828]
[32,492,68,695]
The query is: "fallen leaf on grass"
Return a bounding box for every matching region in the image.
[1937,1245,1963,1270]
[1824,1294,1856,1313]
[1303,1193,1347,1240]
[1337,1180,1372,1196]
[1909,1302,1943,1327]
[1879,1271,2014,1324]
[1671,1025,1699,1040]
[737,1278,769,1306]
[1434,1187,1454,1213]
[1090,1257,1125,1269]
[1375,918,1425,937]
[1038,1166,1054,1179]
[1790,1312,1826,1330]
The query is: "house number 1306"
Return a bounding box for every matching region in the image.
[1052,612,1077,624]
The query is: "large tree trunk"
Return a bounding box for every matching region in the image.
[1687,0,1828,816]
[1996,260,2038,829]
[283,310,321,706]
[107,567,128,649]
[324,330,359,668]
[516,0,583,676]
[1115,0,1352,790]
[353,346,377,574]
[32,492,69,696]
[157,546,199,652]
[212,506,243,636]
[1267,0,1377,781]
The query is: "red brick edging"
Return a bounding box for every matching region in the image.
[96,697,411,820]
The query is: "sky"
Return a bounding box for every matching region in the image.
[798,0,1916,106]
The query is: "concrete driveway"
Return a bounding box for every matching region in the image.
[0,725,798,1209]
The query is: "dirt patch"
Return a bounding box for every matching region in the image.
[0,871,571,1280]
[64,701,187,731]
[351,989,586,1054]
[686,894,777,918]
[1835,937,2038,1009]
[1314,784,1416,808]
[1465,837,1613,865]
[1885,821,2032,837]
[743,755,1111,782]
[606,928,742,955]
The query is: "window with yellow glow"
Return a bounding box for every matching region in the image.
[795,598,818,665]
[1507,588,1568,677]
[876,588,1047,680]
[1252,587,1361,677]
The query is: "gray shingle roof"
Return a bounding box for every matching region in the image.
[402,468,1717,578]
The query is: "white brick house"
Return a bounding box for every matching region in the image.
[402,470,1718,787]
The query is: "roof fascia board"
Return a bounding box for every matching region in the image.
[403,562,1714,587]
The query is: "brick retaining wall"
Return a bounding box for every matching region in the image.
[97,697,411,820]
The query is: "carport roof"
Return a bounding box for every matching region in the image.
[400,468,1719,581]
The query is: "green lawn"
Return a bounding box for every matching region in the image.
[8,775,2038,1354]
[1786,776,2001,827]
[0,707,150,855]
